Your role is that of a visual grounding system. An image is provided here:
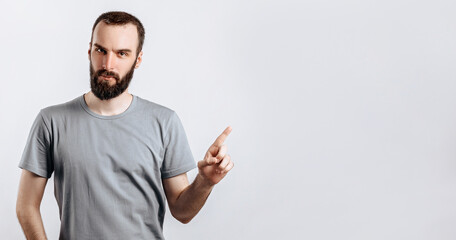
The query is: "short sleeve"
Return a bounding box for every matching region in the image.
[18,110,54,178]
[161,111,196,178]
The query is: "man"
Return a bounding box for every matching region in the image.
[16,11,233,240]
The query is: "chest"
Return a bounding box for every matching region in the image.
[51,119,165,177]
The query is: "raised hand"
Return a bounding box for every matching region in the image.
[197,126,234,186]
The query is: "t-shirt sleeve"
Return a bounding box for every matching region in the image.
[18,110,54,178]
[161,111,196,179]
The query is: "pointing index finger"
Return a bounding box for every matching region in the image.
[212,126,232,147]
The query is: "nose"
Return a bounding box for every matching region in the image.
[102,52,116,70]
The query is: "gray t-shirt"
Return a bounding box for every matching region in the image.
[19,94,196,240]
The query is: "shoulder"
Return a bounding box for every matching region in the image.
[39,95,81,121]
[134,95,178,121]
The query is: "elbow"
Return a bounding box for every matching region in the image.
[16,202,37,221]
[170,211,193,224]
[180,216,194,224]
[16,201,25,219]
[177,217,192,224]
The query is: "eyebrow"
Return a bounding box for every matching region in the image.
[93,43,133,53]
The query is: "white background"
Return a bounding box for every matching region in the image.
[1,0,456,239]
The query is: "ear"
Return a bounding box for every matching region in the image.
[135,51,143,69]
[88,42,92,61]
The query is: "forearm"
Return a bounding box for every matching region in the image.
[17,206,47,240]
[171,174,214,223]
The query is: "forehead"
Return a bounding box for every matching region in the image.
[92,22,138,50]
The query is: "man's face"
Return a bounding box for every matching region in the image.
[89,22,143,100]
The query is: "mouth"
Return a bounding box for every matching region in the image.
[99,75,116,81]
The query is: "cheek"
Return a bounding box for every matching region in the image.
[90,55,102,67]
[120,61,136,73]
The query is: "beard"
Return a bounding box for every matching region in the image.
[89,60,136,100]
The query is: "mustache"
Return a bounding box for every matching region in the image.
[96,69,120,81]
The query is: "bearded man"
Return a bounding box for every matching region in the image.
[16,11,233,240]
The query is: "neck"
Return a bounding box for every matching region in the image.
[84,90,133,116]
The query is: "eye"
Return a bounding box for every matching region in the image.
[119,52,128,57]
[95,48,106,54]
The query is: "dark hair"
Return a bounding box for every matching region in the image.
[91,11,145,55]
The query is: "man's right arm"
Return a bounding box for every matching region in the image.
[16,169,48,240]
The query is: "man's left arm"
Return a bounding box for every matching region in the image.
[163,126,233,224]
